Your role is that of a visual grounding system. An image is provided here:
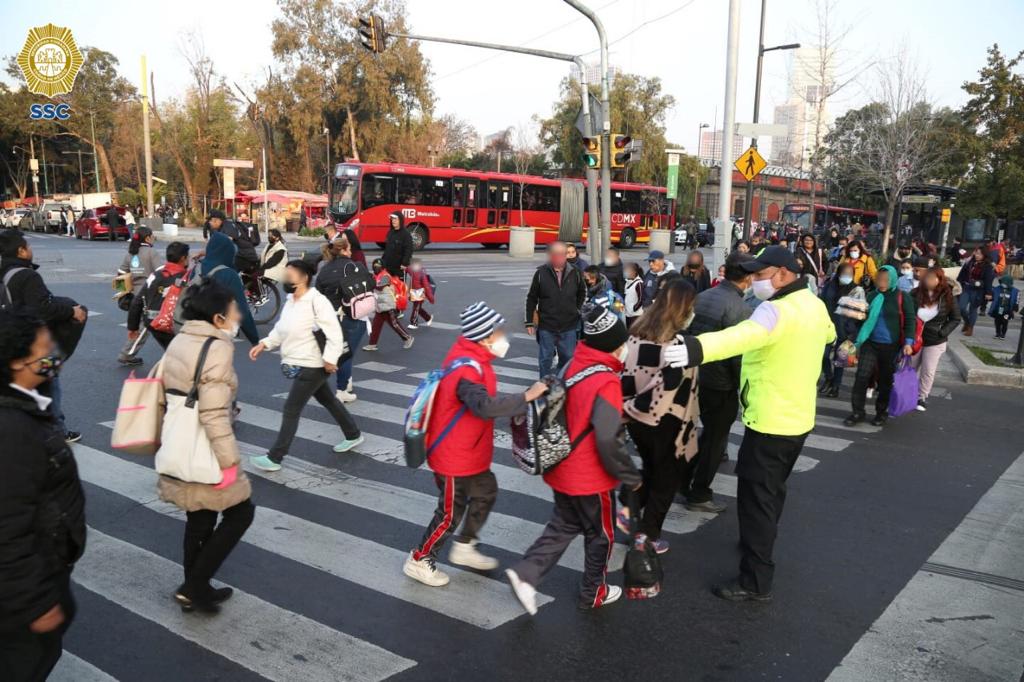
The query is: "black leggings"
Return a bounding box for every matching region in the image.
[627,418,682,540]
[183,499,255,597]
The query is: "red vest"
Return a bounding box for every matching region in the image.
[426,336,499,477]
[543,343,624,496]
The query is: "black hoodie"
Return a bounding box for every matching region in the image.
[382,211,413,276]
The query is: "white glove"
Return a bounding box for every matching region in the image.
[664,341,689,368]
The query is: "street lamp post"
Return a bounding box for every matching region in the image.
[324,126,332,213]
[89,111,101,192]
[695,123,708,217]
[61,149,93,212]
[743,0,800,241]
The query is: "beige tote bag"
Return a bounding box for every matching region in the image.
[111,361,166,456]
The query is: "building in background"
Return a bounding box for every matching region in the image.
[771,47,833,169]
[575,61,621,87]
[698,129,745,163]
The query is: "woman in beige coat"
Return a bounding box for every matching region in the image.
[158,281,254,613]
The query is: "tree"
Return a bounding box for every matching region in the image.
[509,122,547,226]
[956,45,1024,226]
[538,72,675,185]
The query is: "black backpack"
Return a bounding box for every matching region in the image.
[0,267,28,313]
[317,259,375,311]
[622,491,663,599]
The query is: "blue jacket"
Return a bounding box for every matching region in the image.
[988,286,1019,319]
[201,232,260,345]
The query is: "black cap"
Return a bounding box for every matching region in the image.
[208,209,226,221]
[911,256,931,268]
[742,245,801,273]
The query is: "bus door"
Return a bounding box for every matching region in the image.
[452,178,479,227]
[484,181,511,227]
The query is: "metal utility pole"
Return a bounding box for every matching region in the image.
[39,141,49,197]
[27,135,40,207]
[262,145,269,241]
[62,150,90,211]
[140,56,155,218]
[715,0,741,271]
[695,122,708,216]
[743,0,800,241]
[575,56,602,265]
[324,126,332,210]
[564,0,611,257]
[89,111,101,192]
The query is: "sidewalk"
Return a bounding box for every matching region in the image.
[946,314,1024,388]
[159,225,324,245]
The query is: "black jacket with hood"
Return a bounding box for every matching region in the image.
[382,212,413,276]
[0,385,86,633]
[0,257,86,359]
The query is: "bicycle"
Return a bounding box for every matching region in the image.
[241,270,282,325]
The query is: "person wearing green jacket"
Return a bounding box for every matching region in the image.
[665,246,836,602]
[845,265,916,428]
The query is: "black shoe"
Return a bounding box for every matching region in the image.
[175,585,221,614]
[843,412,865,427]
[210,586,234,604]
[826,385,840,398]
[871,413,888,427]
[64,431,82,444]
[818,381,833,396]
[685,499,727,514]
[119,357,144,367]
[712,581,772,603]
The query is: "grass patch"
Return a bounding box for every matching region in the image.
[298,227,326,238]
[966,344,1014,367]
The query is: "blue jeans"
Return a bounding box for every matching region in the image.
[337,316,366,390]
[960,289,986,328]
[537,328,577,378]
[50,376,66,434]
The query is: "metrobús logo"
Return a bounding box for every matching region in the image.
[17,23,83,120]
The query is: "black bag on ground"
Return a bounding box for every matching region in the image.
[622,489,663,600]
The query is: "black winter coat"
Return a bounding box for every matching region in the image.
[0,386,86,633]
[0,257,86,359]
[689,280,752,390]
[525,264,586,333]
[921,296,962,347]
[599,261,625,295]
[382,215,414,276]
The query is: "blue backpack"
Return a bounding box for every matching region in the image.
[403,357,481,468]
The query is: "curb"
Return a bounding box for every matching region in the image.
[947,337,1024,388]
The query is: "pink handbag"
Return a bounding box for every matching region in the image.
[111,361,165,455]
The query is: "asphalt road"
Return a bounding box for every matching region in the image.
[19,231,1024,682]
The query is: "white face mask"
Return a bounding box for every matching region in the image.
[224,322,240,338]
[839,275,853,285]
[615,345,629,363]
[603,258,616,267]
[485,336,510,358]
[849,250,861,260]
[900,270,913,278]
[752,278,777,301]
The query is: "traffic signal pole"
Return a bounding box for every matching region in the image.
[715,0,741,273]
[574,57,603,265]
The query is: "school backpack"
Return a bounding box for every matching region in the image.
[318,259,376,320]
[0,267,28,313]
[150,266,193,334]
[510,363,613,475]
[403,357,482,468]
[172,265,225,333]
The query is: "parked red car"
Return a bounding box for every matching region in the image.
[75,205,131,240]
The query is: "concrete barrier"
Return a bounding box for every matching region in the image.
[648,229,673,256]
[509,226,535,258]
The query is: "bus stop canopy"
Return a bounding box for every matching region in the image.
[235,190,328,207]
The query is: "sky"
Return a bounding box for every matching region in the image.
[3,0,1023,161]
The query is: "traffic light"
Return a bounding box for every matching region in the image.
[581,135,601,169]
[358,14,387,53]
[611,134,632,168]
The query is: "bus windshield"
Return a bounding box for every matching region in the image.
[781,206,811,230]
[331,164,361,222]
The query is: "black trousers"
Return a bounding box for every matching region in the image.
[734,428,807,594]
[414,471,498,560]
[270,367,360,462]
[627,419,681,539]
[183,499,255,596]
[852,341,899,416]
[995,315,1010,337]
[0,572,75,682]
[513,490,616,607]
[684,386,739,503]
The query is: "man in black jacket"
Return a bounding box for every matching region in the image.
[0,311,86,681]
[105,203,120,241]
[382,211,413,277]
[208,210,259,275]
[0,230,87,443]
[525,241,587,377]
[681,251,754,513]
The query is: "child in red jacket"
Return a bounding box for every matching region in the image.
[407,257,435,329]
[507,304,641,614]
[404,302,549,587]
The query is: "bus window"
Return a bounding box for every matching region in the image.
[465,181,478,208]
[612,190,641,214]
[452,179,465,208]
[362,175,395,209]
[537,185,560,212]
[397,175,423,205]
[422,177,451,207]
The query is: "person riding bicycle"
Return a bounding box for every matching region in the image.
[208,209,260,276]
[200,231,260,346]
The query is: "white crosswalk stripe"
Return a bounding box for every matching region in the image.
[51,652,119,682]
[74,526,417,681]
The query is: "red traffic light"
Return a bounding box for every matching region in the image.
[613,134,632,149]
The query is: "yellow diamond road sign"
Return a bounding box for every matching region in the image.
[17,24,84,98]
[735,146,767,182]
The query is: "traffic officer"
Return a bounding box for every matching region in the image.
[666,246,836,602]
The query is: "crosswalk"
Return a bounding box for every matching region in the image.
[426,263,539,289]
[67,329,871,680]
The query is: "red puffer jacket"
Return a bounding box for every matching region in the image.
[426,336,498,477]
[543,343,624,496]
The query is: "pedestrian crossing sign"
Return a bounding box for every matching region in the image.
[735,146,767,182]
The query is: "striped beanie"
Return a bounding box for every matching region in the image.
[460,301,505,342]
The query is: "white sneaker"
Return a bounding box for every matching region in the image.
[506,568,538,616]
[425,317,434,327]
[403,336,415,349]
[407,323,418,329]
[362,344,378,351]
[596,585,622,608]
[866,388,874,400]
[449,540,499,571]
[335,389,357,403]
[403,551,450,587]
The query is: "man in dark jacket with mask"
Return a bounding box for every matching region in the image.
[0,311,86,681]
[0,229,87,443]
[382,211,413,277]
[525,241,587,377]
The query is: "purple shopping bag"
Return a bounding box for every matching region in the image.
[889,357,919,417]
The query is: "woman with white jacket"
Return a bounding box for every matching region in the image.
[249,259,363,471]
[260,229,288,283]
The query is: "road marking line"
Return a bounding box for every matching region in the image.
[729,422,852,452]
[502,356,537,366]
[75,445,549,629]
[354,361,405,373]
[51,652,118,682]
[512,333,534,341]
[405,374,530,394]
[75,527,417,681]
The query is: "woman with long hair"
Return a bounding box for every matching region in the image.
[840,240,878,287]
[912,267,961,411]
[681,250,711,293]
[956,247,995,336]
[260,228,287,283]
[620,279,701,554]
[796,233,827,291]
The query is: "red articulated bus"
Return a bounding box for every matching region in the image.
[330,161,673,250]
[781,203,880,232]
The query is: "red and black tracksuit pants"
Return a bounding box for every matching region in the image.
[413,471,498,560]
[512,490,616,608]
